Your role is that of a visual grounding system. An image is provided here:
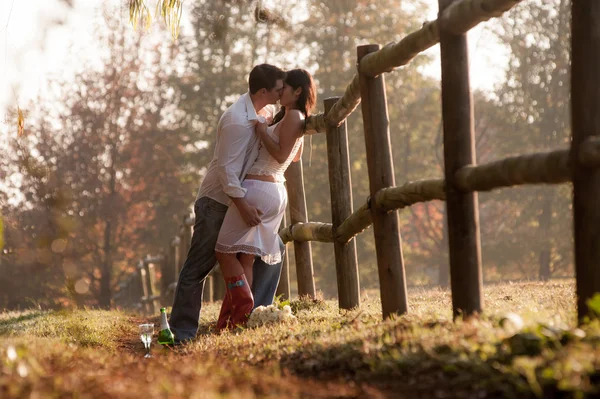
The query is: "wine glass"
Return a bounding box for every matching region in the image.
[139,323,154,358]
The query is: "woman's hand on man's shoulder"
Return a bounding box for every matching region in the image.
[256,120,268,134]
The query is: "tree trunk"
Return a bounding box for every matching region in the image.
[99,218,113,308]
[99,147,117,309]
[438,0,483,318]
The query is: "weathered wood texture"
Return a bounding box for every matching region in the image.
[456,147,571,190]
[202,275,213,303]
[358,44,409,319]
[276,212,291,300]
[336,179,446,243]
[212,267,225,302]
[284,160,316,297]
[161,249,173,306]
[146,259,161,314]
[325,97,360,310]
[571,0,600,323]
[138,260,151,314]
[439,0,483,318]
[279,179,446,244]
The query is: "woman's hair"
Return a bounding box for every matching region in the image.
[271,69,316,129]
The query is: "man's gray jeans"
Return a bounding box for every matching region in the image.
[169,196,283,342]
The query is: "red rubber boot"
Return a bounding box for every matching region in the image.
[226,274,254,328]
[216,289,233,330]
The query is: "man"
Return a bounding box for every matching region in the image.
[170,64,287,343]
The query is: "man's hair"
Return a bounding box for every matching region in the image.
[248,64,286,94]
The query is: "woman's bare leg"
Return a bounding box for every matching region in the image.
[215,252,244,277]
[238,253,255,287]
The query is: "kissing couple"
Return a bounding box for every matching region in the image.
[169,64,317,343]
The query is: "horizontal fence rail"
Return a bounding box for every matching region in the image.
[280,179,446,244]
[279,138,600,246]
[305,0,524,134]
[456,147,572,191]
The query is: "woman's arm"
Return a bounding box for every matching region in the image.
[256,110,303,164]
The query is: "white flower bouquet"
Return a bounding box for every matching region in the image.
[247,304,296,328]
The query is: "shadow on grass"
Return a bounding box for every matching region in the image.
[277,337,532,398]
[0,310,48,336]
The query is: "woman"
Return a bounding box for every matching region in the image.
[214,69,316,329]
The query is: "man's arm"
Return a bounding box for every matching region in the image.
[217,123,262,226]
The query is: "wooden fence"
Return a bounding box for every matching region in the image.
[115,0,600,323]
[113,212,289,312]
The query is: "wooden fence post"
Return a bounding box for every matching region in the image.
[324,96,360,310]
[571,0,600,323]
[138,259,151,314]
[131,273,142,310]
[212,266,225,301]
[203,274,213,303]
[164,236,180,305]
[169,237,179,283]
[146,256,161,314]
[438,208,450,288]
[284,160,316,297]
[357,44,409,318]
[122,277,129,308]
[160,249,172,307]
[121,278,129,308]
[276,212,291,300]
[438,0,483,318]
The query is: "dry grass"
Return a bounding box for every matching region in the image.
[1,279,599,398]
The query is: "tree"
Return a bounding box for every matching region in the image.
[489,0,571,280]
[0,13,194,308]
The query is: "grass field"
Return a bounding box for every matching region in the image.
[1,279,599,398]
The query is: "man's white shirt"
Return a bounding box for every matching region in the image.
[197,92,276,205]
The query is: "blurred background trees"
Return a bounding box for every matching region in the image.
[0,0,573,309]
[1,13,194,308]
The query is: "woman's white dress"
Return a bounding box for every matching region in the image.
[215,122,303,265]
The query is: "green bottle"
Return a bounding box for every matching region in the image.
[158,307,175,345]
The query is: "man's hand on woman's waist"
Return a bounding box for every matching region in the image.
[231,197,262,227]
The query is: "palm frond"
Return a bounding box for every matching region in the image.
[129,0,152,31]
[129,0,183,40]
[155,0,183,41]
[17,106,24,137]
